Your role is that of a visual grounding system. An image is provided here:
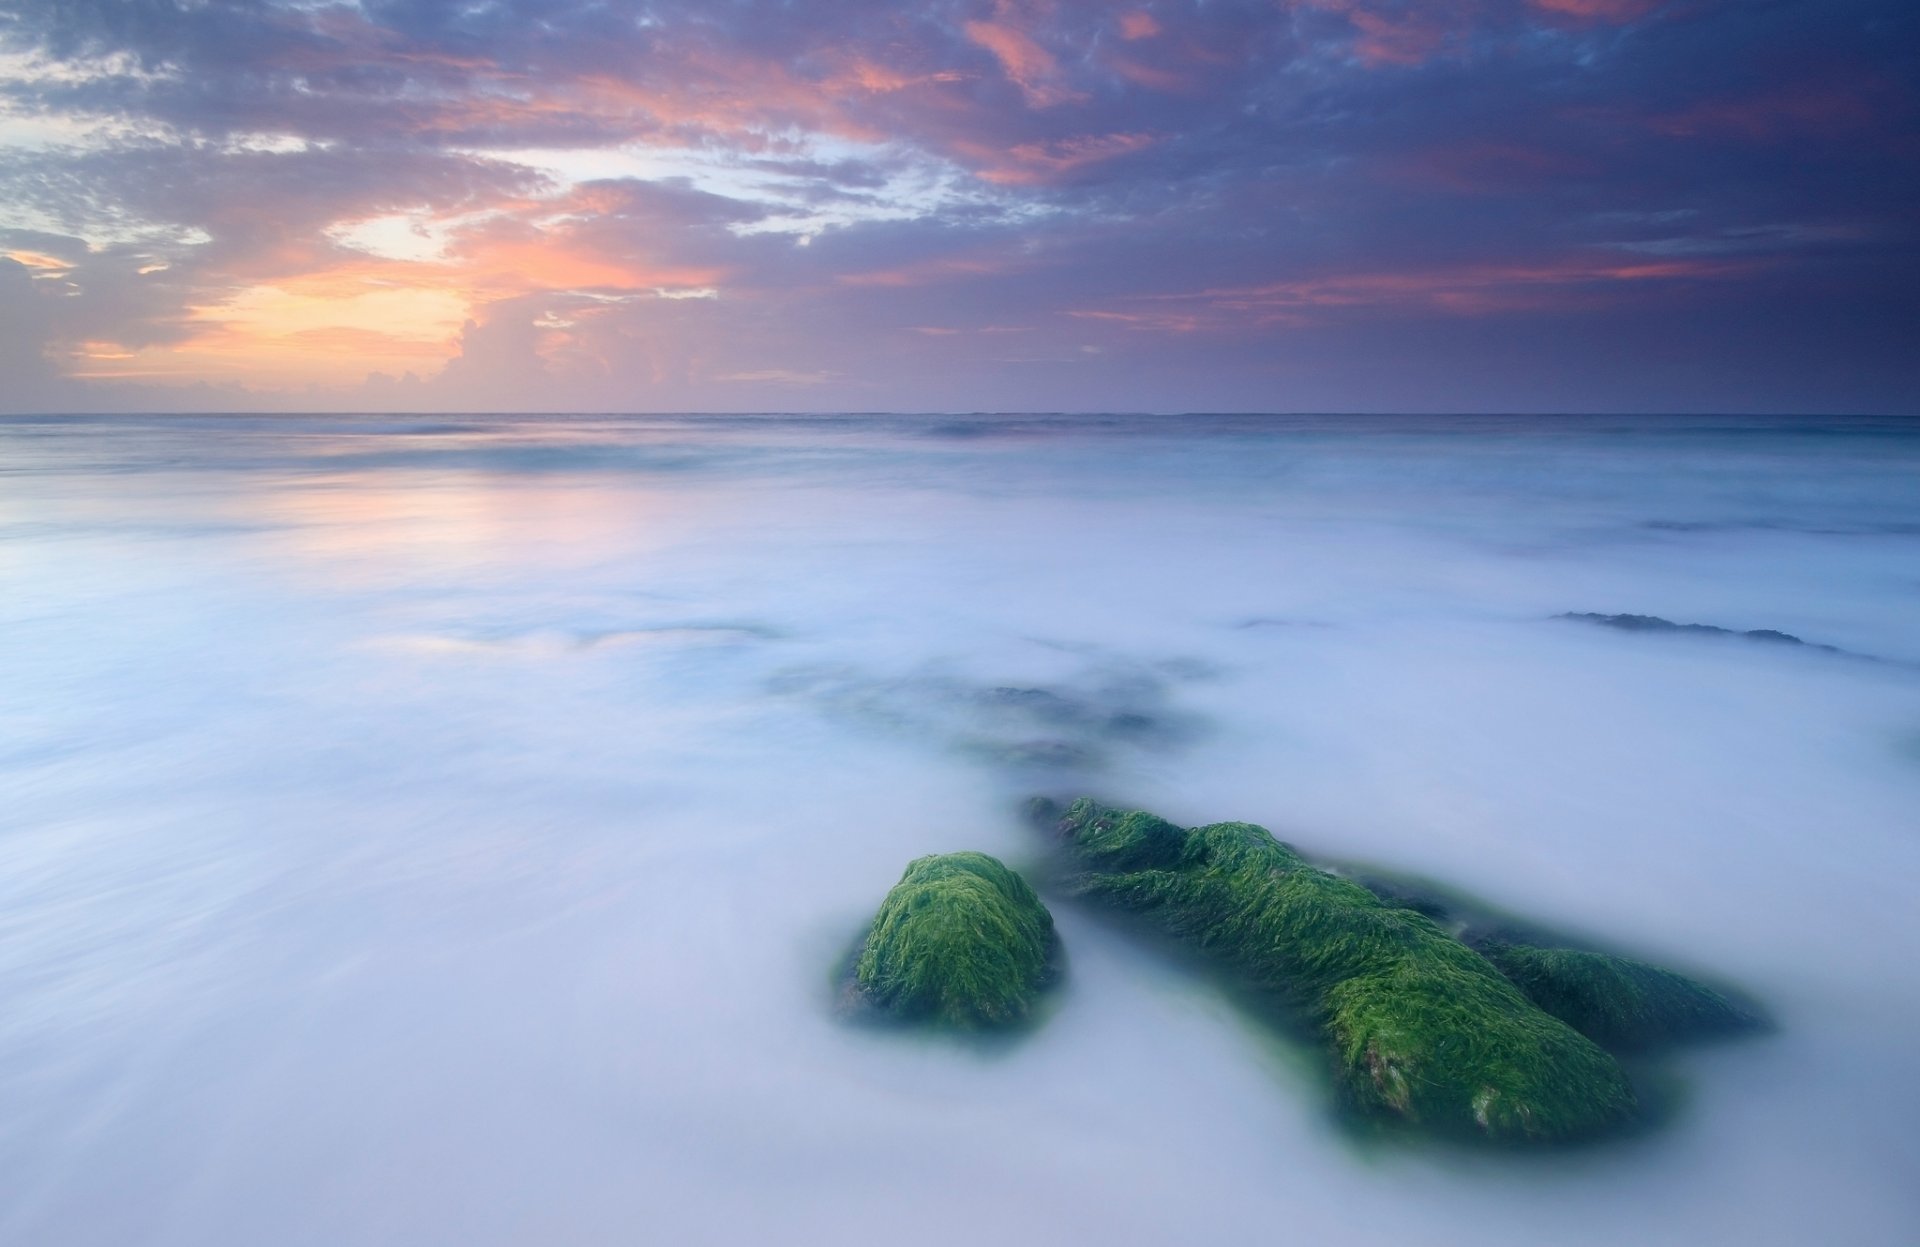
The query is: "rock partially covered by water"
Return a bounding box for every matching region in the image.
[1481,944,1762,1051]
[852,852,1059,1030]
[1048,799,1637,1143]
[772,659,1208,779]
[1558,612,1841,653]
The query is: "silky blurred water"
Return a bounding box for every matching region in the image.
[2,413,1917,1246]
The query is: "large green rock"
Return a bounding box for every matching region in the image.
[853,852,1058,1030]
[1480,943,1760,1051]
[1050,799,1637,1142]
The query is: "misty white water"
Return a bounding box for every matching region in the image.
[2,414,1917,1246]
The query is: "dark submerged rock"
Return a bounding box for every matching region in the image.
[965,738,1102,770]
[1558,612,1841,654]
[776,662,1205,780]
[1050,799,1637,1143]
[852,852,1059,1030]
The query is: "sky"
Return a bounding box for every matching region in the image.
[0,0,1915,415]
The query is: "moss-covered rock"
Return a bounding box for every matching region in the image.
[1345,867,1766,1052]
[853,852,1058,1030]
[1481,943,1760,1051]
[1051,799,1637,1142]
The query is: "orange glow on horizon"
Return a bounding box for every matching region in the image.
[60,190,733,389]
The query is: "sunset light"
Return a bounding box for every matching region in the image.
[3,1,1912,412]
[2,6,1917,1247]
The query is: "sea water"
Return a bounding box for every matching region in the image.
[1,413,1916,1246]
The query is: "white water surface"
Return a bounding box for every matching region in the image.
[2,413,1917,1246]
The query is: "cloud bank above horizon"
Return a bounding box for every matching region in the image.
[2,0,1915,414]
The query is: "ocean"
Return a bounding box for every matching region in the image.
[2,413,1916,1245]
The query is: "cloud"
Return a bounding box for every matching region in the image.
[0,0,1913,414]
[1072,253,1766,331]
[1528,0,1663,23]
[963,5,1084,108]
[0,256,65,402]
[1647,81,1889,141]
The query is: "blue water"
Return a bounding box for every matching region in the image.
[3,414,1917,1245]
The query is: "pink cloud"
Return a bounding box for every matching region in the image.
[837,253,1016,288]
[1299,0,1478,68]
[1650,82,1883,141]
[965,131,1160,185]
[1528,0,1662,23]
[963,4,1084,107]
[819,55,970,95]
[1073,254,1759,330]
[1299,0,1661,67]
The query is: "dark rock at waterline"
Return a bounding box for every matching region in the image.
[982,685,1084,720]
[1104,711,1160,737]
[963,737,1103,770]
[1644,518,1920,537]
[979,685,1186,746]
[1233,616,1335,631]
[1480,944,1764,1052]
[1558,612,1842,654]
[776,663,1206,776]
[1046,799,1637,1143]
[850,852,1059,1030]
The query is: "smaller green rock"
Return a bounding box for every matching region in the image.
[854,852,1058,1030]
[1483,943,1762,1051]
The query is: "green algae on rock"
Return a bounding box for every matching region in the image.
[1480,943,1761,1051]
[1049,799,1637,1142]
[1343,867,1767,1053]
[852,852,1059,1030]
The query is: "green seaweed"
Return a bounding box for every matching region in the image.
[1341,863,1766,1052]
[1481,943,1761,1051]
[853,852,1059,1030]
[1052,799,1637,1142]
